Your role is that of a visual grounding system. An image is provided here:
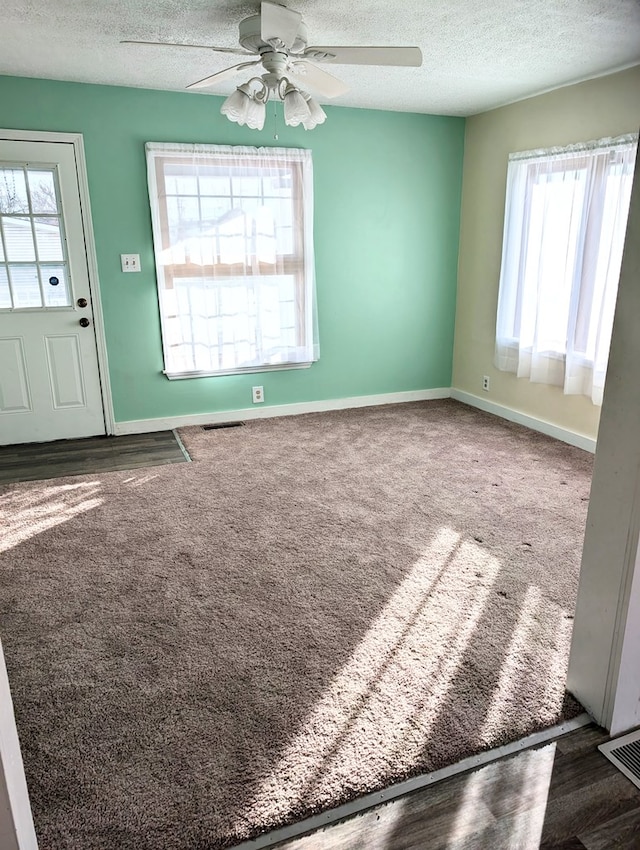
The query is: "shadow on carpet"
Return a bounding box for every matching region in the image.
[0,400,591,849]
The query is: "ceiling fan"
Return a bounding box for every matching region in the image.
[123,1,422,130]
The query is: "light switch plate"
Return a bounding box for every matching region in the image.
[121,254,141,273]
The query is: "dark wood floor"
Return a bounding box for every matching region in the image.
[276,726,640,850]
[0,431,190,484]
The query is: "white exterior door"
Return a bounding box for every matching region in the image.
[0,139,106,445]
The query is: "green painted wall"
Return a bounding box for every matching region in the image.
[0,75,464,423]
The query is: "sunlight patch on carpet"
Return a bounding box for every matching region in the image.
[242,527,504,825]
[121,472,161,488]
[480,587,573,744]
[0,482,103,554]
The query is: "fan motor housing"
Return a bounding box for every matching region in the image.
[238,14,308,54]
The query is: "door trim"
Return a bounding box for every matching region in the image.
[0,128,115,436]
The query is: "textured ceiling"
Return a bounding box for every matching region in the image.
[2,0,640,116]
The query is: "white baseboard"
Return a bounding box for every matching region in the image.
[113,388,451,436]
[114,387,597,453]
[451,389,597,453]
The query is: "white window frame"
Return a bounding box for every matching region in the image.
[146,142,318,379]
[495,134,637,405]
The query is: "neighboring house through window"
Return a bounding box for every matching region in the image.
[495,134,637,405]
[146,143,319,378]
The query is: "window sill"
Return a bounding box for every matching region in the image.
[163,362,313,380]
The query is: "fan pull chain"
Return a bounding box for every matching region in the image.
[273,101,279,140]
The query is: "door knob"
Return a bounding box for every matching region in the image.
[79,317,91,328]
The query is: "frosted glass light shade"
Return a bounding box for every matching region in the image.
[283,85,311,127]
[221,79,325,132]
[245,97,266,130]
[221,85,253,125]
[302,96,327,130]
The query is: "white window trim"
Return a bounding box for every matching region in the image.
[146,142,319,379]
[495,133,637,406]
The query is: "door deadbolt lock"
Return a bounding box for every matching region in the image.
[79,317,91,328]
[77,298,88,308]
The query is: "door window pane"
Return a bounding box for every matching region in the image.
[2,217,36,261]
[34,217,64,261]
[0,163,72,310]
[41,265,71,307]
[0,168,29,213]
[27,169,59,213]
[0,267,11,308]
[9,265,42,308]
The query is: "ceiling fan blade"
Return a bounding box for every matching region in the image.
[261,1,302,49]
[303,46,422,67]
[186,61,261,91]
[289,60,349,99]
[121,40,254,57]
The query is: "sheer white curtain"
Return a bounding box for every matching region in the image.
[146,143,319,378]
[495,135,637,405]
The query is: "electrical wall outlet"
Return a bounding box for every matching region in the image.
[252,386,264,404]
[120,254,141,273]
[482,375,490,392]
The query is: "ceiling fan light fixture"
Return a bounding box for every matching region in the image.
[301,94,326,130]
[220,83,254,125]
[133,3,424,132]
[282,82,311,127]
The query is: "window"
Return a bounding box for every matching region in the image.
[146,143,319,378]
[495,135,637,405]
[0,165,71,310]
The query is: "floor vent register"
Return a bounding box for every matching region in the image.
[599,730,640,790]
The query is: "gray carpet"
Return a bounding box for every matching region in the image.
[0,400,591,849]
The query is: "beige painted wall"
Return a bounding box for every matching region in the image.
[453,65,640,441]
